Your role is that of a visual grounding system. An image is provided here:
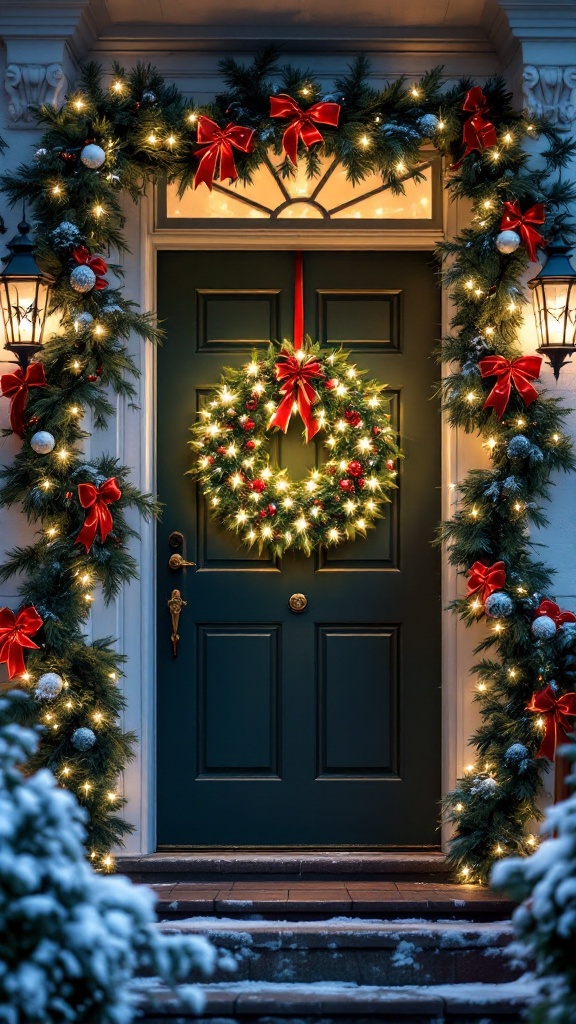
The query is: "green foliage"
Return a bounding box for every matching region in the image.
[1,52,575,876]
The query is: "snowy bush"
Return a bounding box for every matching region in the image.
[492,736,576,1024]
[0,693,216,1024]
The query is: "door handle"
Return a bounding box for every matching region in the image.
[168,553,196,570]
[167,589,187,658]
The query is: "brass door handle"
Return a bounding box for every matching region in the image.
[167,589,187,658]
[168,553,196,570]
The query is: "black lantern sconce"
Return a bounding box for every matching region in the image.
[529,243,576,380]
[0,213,55,371]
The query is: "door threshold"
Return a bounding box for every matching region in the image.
[116,849,450,884]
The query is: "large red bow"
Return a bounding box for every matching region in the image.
[269,353,325,443]
[451,86,497,170]
[194,116,255,190]
[75,477,122,553]
[466,560,506,603]
[527,685,576,761]
[72,246,108,290]
[500,201,547,263]
[0,605,43,679]
[269,94,341,166]
[479,355,542,420]
[535,599,576,627]
[0,362,46,438]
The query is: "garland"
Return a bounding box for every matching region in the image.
[0,51,575,879]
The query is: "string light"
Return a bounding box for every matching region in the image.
[410,86,420,98]
[166,135,176,148]
[57,450,69,461]
[74,98,85,111]
[188,112,198,123]
[360,134,370,148]
[93,204,105,218]
[455,803,463,812]
[112,81,124,94]
[147,132,158,145]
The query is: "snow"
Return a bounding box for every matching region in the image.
[390,939,421,968]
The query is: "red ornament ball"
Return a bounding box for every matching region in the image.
[324,378,336,390]
[347,460,363,477]
[245,439,256,450]
[87,374,98,382]
[245,398,258,411]
[314,499,324,508]
[372,426,381,436]
[217,446,226,454]
[206,456,215,465]
[249,479,266,493]
[267,503,277,516]
[259,508,268,519]
[339,479,355,493]
[357,477,365,489]
[345,409,362,427]
[243,419,255,431]
[386,459,395,471]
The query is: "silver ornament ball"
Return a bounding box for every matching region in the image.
[80,143,106,169]
[72,727,97,751]
[70,264,96,293]
[75,311,94,327]
[485,591,514,618]
[532,615,557,640]
[30,430,55,455]
[418,113,439,137]
[496,229,521,255]
[35,672,63,700]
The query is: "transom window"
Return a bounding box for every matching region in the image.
[158,152,440,228]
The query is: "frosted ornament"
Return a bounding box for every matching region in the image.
[75,311,94,328]
[72,727,96,750]
[496,229,521,255]
[507,435,531,458]
[70,264,96,293]
[485,591,514,618]
[35,672,63,700]
[532,615,557,640]
[80,143,106,169]
[30,430,55,455]
[418,113,439,136]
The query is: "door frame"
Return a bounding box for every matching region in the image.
[108,186,482,855]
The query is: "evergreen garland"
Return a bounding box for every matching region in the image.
[1,51,575,876]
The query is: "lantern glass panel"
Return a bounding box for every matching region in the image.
[0,276,50,348]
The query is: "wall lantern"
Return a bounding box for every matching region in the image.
[0,214,55,370]
[528,243,576,380]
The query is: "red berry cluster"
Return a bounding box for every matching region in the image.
[339,459,366,493]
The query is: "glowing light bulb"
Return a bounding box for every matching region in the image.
[62,766,71,776]
[72,360,81,371]
[477,681,487,691]
[276,479,288,492]
[41,480,52,490]
[82,782,91,794]
[93,204,105,218]
[84,594,93,602]
[438,119,445,129]
[461,866,470,878]
[465,279,474,290]
[486,437,497,450]
[410,86,420,97]
[328,528,339,542]
[246,362,259,376]
[230,473,243,489]
[283,497,294,509]
[482,200,492,209]
[109,672,117,680]
[74,98,85,111]
[466,392,477,403]
[46,526,58,538]
[396,161,406,174]
[188,112,198,123]
[57,450,69,461]
[262,525,273,539]
[470,507,479,518]
[464,764,475,774]
[455,803,463,812]
[503,132,512,144]
[52,184,62,196]
[360,134,370,148]
[147,133,158,145]
[356,518,366,530]
[470,598,481,611]
[552,433,560,443]
[112,81,124,93]
[107,791,117,801]
[484,327,495,336]
[295,517,308,532]
[93,711,103,724]
[166,135,176,148]
[70,405,80,416]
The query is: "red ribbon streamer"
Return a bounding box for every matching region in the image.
[72,246,108,290]
[269,353,325,443]
[535,599,576,627]
[466,560,506,603]
[0,362,46,438]
[269,94,341,166]
[500,200,547,263]
[294,251,304,351]
[75,477,122,553]
[478,354,542,420]
[0,605,43,679]
[451,86,497,170]
[527,685,576,761]
[194,116,255,190]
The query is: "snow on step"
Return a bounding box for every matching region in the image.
[154,918,520,987]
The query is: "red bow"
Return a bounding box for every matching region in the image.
[0,362,46,438]
[269,353,325,443]
[75,477,122,553]
[527,685,576,761]
[500,201,547,263]
[535,599,576,627]
[451,86,497,169]
[269,94,341,166]
[194,116,255,190]
[466,560,506,603]
[479,355,542,420]
[72,246,108,290]
[0,605,43,679]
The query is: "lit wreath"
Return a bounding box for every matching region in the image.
[190,339,402,555]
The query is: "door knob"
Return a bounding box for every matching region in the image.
[168,553,196,570]
[288,593,308,613]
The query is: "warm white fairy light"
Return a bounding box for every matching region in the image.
[230,473,243,489]
[283,496,294,508]
[147,133,158,145]
[295,516,308,532]
[328,528,339,542]
[396,161,406,174]
[276,479,288,492]
[552,433,560,443]
[360,134,370,148]
[93,204,105,218]
[344,500,356,514]
[220,386,235,404]
[327,353,335,364]
[207,423,219,436]
[365,499,376,512]
[326,436,336,447]
[305,479,317,492]
[295,350,306,362]
[266,401,276,413]
[261,467,272,479]
[246,362,260,376]
[284,531,292,543]
[464,764,475,774]
[226,444,237,457]
[336,419,347,432]
[248,529,256,541]
[347,367,356,379]
[262,525,273,539]
[366,477,378,491]
[253,382,265,395]
[250,491,261,503]
[57,450,69,461]
[368,396,380,408]
[166,134,176,148]
[72,360,81,371]
[335,383,347,396]
[357,437,371,452]
[466,392,477,403]
[41,480,52,490]
[356,518,366,530]
[112,81,124,93]
[470,598,482,611]
[70,405,80,416]
[46,526,58,538]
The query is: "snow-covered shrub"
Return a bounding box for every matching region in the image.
[492,737,576,1024]
[0,692,216,1024]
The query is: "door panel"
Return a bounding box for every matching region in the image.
[157,250,441,848]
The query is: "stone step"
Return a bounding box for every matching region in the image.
[156,919,521,987]
[151,880,513,922]
[117,851,450,885]
[134,979,534,1023]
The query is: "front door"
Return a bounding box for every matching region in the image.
[156,250,441,849]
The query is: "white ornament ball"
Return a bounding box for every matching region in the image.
[485,591,514,618]
[70,264,96,293]
[496,230,521,255]
[75,311,94,328]
[35,672,63,700]
[80,143,106,169]
[532,615,557,640]
[418,113,439,137]
[72,727,97,751]
[30,430,55,455]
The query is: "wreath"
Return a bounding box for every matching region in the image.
[190,339,401,555]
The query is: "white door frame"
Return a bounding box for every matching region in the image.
[111,185,482,855]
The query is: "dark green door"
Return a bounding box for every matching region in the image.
[157,250,441,849]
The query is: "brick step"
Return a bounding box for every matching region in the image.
[150,881,514,922]
[134,979,533,1023]
[155,919,521,987]
[118,851,450,885]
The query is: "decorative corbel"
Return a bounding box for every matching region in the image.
[4,63,66,126]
